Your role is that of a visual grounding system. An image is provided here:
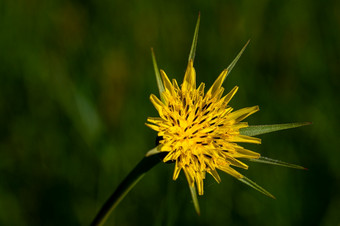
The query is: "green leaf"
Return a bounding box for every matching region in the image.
[188,13,200,63]
[239,122,311,137]
[238,176,275,199]
[249,156,306,170]
[91,151,166,226]
[151,48,165,102]
[223,40,250,83]
[189,185,201,215]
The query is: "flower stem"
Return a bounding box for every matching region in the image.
[91,152,166,226]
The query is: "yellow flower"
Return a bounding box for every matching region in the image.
[91,16,309,225]
[146,58,262,196]
[143,17,307,216]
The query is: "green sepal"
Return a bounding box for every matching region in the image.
[189,185,201,215]
[238,176,275,199]
[223,40,250,83]
[239,122,311,137]
[249,156,306,170]
[188,13,200,63]
[151,48,165,102]
[145,145,161,157]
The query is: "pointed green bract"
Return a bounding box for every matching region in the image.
[145,145,161,157]
[223,40,250,83]
[151,48,165,102]
[238,176,275,199]
[249,156,306,170]
[188,13,200,63]
[239,122,311,137]
[189,185,201,215]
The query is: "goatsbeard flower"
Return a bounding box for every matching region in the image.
[91,16,309,225]
[145,16,307,214]
[146,60,262,196]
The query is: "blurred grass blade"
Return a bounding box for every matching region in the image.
[188,13,200,63]
[223,40,250,83]
[189,185,200,215]
[240,122,311,137]
[151,48,165,101]
[249,156,306,170]
[238,176,275,199]
[91,151,166,226]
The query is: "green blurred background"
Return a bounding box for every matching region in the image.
[1,0,339,225]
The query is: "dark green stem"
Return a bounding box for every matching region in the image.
[91,152,166,226]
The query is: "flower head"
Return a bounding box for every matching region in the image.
[146,58,261,196]
[145,17,307,214]
[91,16,309,224]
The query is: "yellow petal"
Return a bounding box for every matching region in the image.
[207,169,221,183]
[216,87,225,100]
[206,69,228,98]
[173,159,182,180]
[222,86,239,106]
[145,123,160,132]
[217,164,243,179]
[227,106,259,122]
[195,172,204,195]
[147,117,164,125]
[160,70,175,95]
[150,94,165,114]
[224,155,249,169]
[172,79,180,90]
[197,82,205,96]
[233,148,261,159]
[182,60,196,92]
[228,135,261,144]
[232,122,249,130]
[163,151,175,162]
